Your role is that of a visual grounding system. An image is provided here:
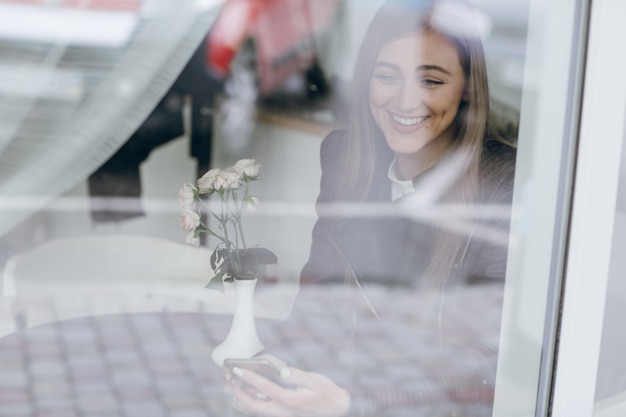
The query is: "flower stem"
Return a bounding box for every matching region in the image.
[232,196,247,251]
[223,190,242,276]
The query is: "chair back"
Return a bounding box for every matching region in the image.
[1,235,228,333]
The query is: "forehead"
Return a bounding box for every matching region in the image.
[376,31,462,71]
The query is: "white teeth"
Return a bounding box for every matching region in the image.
[392,114,428,126]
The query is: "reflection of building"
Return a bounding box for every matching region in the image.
[0,1,219,235]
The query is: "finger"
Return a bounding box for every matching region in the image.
[222,368,235,396]
[240,379,271,401]
[232,366,297,400]
[232,380,292,417]
[223,367,234,383]
[229,368,275,399]
[224,380,234,396]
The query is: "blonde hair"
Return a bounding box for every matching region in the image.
[339,0,493,285]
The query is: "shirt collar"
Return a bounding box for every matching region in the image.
[387,157,415,201]
[387,151,455,201]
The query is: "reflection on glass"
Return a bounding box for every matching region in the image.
[0,0,538,416]
[594,110,626,416]
[0,1,219,235]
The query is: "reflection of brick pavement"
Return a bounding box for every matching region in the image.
[0,312,234,417]
[271,284,502,417]
[0,284,503,417]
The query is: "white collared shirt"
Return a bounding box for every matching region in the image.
[387,158,415,201]
[387,149,458,202]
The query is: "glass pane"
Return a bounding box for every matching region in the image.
[593,107,626,416]
[493,0,586,414]
[0,0,585,416]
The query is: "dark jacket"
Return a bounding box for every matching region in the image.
[276,130,516,416]
[300,129,516,289]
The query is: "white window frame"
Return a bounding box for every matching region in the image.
[551,0,626,415]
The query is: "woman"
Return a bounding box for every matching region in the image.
[227,0,516,415]
[299,0,515,289]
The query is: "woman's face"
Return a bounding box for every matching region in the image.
[369,31,466,176]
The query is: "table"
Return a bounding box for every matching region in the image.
[0,283,503,417]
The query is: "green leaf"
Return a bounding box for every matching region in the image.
[205,272,226,293]
[210,248,229,271]
[210,249,218,271]
[228,248,278,278]
[241,247,278,265]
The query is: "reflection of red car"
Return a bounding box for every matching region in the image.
[3,0,141,10]
[206,0,344,97]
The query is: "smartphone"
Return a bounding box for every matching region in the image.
[224,358,298,389]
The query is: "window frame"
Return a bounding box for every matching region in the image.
[551,0,626,415]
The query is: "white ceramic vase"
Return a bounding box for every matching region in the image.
[211,277,264,367]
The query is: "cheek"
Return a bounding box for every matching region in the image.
[433,89,465,117]
[369,81,393,109]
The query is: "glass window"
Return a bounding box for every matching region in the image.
[494,0,589,414]
[594,107,626,416]
[0,0,597,416]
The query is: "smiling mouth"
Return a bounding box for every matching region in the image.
[391,114,429,126]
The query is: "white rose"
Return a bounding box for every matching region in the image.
[178,183,197,208]
[185,231,200,247]
[213,168,242,191]
[234,159,260,180]
[197,168,221,194]
[243,195,259,213]
[180,210,200,232]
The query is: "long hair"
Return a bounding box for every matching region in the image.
[339,0,494,285]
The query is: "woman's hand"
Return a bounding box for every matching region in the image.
[225,355,350,417]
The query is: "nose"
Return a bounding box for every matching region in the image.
[395,82,422,113]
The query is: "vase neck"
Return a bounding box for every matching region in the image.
[232,277,258,324]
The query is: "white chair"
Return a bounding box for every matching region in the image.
[0,234,296,336]
[1,235,222,332]
[2,234,214,297]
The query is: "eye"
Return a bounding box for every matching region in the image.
[373,72,400,83]
[421,78,444,87]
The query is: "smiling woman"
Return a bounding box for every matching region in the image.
[368,31,467,180]
[301,0,515,288]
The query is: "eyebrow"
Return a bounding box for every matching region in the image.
[373,62,452,75]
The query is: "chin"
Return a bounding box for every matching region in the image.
[385,137,429,156]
